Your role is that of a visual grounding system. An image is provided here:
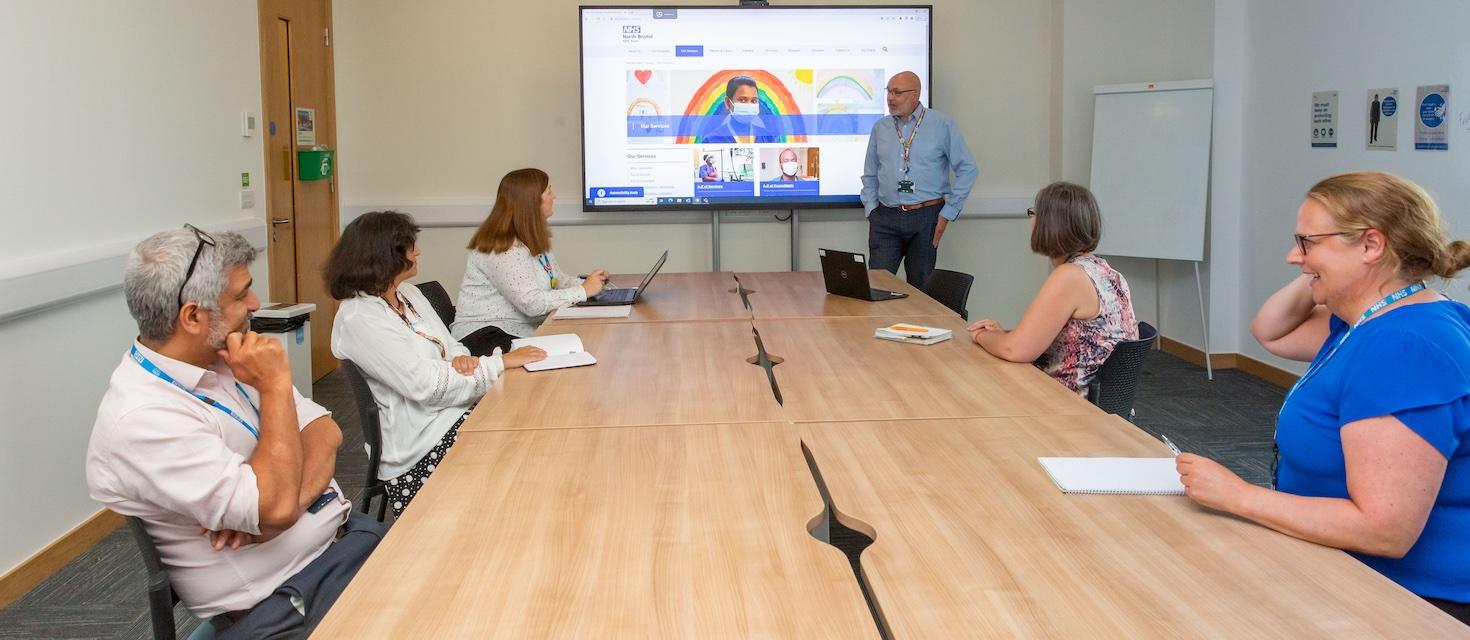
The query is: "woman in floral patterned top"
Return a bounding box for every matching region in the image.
[967,182,1138,394]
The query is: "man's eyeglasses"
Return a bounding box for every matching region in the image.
[178,224,216,310]
[885,88,917,97]
[1293,231,1353,255]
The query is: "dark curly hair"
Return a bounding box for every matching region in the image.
[323,210,421,300]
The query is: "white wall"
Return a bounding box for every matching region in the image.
[0,2,266,577]
[1059,0,1220,348]
[1237,0,1470,372]
[334,0,1059,325]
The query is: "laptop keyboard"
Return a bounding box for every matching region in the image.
[594,288,636,303]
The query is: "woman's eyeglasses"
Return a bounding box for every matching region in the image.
[1293,231,1352,255]
[178,224,216,309]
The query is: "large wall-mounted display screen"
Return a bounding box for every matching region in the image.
[581,6,932,210]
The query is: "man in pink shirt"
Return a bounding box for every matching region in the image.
[87,225,384,638]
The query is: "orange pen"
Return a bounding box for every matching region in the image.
[888,324,929,333]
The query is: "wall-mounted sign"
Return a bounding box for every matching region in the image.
[1311,91,1338,148]
[1366,88,1398,150]
[1415,84,1450,151]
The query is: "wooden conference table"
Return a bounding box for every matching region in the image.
[314,270,1466,638]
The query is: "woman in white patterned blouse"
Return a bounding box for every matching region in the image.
[327,211,545,517]
[452,168,610,355]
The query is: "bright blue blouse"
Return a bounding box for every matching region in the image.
[1276,299,1470,601]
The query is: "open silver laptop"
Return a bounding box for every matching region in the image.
[575,250,669,306]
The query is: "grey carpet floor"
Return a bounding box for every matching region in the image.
[0,350,1282,639]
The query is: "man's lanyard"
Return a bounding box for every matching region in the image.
[892,105,927,172]
[130,345,260,439]
[537,254,558,288]
[1271,280,1426,485]
[388,293,447,358]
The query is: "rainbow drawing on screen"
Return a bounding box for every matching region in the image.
[675,70,807,144]
[626,98,662,117]
[817,73,875,100]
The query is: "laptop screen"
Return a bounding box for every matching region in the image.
[633,250,669,298]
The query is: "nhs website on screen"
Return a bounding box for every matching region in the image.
[581,7,930,209]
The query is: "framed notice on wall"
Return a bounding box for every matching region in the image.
[1415,84,1450,151]
[295,107,316,147]
[1311,91,1338,148]
[1367,88,1398,150]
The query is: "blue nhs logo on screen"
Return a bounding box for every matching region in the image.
[623,25,641,34]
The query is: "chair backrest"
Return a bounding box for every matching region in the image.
[338,359,383,490]
[124,516,179,640]
[416,280,456,327]
[921,269,975,320]
[1088,321,1158,419]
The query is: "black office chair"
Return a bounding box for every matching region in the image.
[416,280,456,327]
[124,516,214,640]
[339,359,389,522]
[1087,321,1158,421]
[921,269,975,320]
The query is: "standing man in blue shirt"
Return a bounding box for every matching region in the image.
[861,71,978,289]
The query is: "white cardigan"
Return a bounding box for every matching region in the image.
[331,282,505,478]
[451,243,587,339]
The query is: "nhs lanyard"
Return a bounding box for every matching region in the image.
[1282,281,1425,401]
[389,293,447,358]
[1272,281,1425,486]
[891,105,926,172]
[130,345,260,439]
[537,254,558,288]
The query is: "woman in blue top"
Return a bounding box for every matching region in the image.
[1177,171,1470,624]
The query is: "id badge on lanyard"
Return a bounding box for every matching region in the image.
[894,106,925,194]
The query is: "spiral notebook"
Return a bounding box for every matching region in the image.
[1037,457,1185,495]
[510,334,597,372]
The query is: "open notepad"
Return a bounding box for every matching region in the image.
[510,334,597,372]
[1037,457,1185,495]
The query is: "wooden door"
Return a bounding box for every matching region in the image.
[259,0,339,380]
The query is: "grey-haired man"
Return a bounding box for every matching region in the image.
[86,225,384,638]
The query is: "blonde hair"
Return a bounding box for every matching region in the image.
[1307,171,1470,282]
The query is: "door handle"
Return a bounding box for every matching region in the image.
[272,218,292,226]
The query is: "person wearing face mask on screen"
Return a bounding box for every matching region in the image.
[701,75,780,144]
[777,148,806,181]
[698,154,719,182]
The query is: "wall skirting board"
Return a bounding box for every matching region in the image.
[1157,336,1299,389]
[0,509,121,608]
[341,191,1038,229]
[0,217,267,324]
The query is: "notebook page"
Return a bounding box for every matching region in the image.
[511,333,585,356]
[1037,457,1185,495]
